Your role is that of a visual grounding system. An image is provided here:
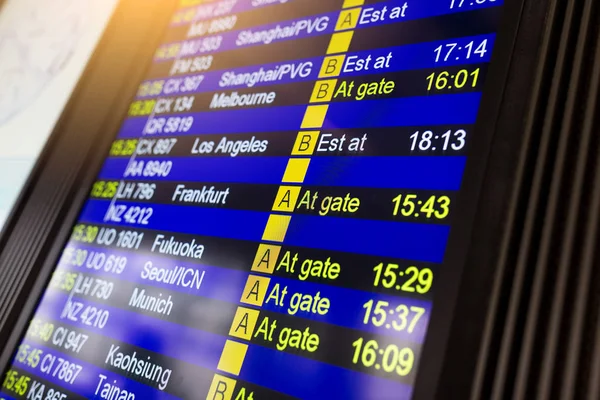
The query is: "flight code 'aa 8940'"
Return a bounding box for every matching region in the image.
[123,160,172,178]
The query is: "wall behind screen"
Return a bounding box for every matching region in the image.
[0,0,119,229]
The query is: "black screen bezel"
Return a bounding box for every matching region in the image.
[0,0,543,398]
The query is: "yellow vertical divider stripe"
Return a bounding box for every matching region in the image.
[217,340,248,376]
[327,31,354,54]
[343,0,365,8]
[301,106,329,129]
[282,158,311,183]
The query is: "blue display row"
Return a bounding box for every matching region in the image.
[0,392,16,400]
[98,155,466,189]
[241,344,413,400]
[118,93,481,137]
[78,200,450,262]
[138,34,495,98]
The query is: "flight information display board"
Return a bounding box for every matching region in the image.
[2,0,504,398]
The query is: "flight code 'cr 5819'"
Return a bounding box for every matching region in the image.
[143,116,194,135]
